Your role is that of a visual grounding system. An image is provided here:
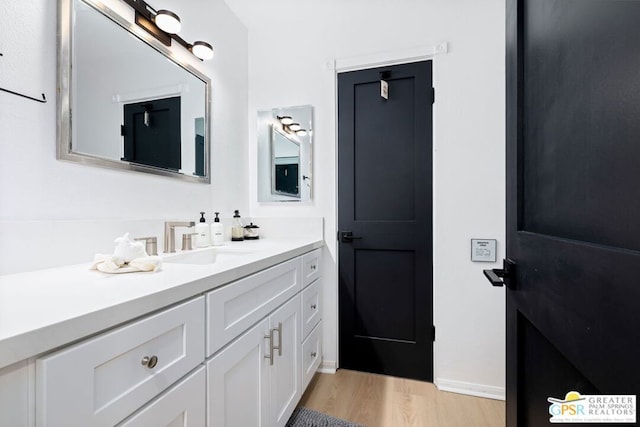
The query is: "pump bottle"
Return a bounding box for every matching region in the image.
[195,212,211,248]
[210,212,225,246]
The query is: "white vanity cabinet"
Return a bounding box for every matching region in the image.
[206,248,322,427]
[35,297,205,427]
[207,295,301,427]
[0,241,323,427]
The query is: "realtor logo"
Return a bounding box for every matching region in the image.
[548,391,636,423]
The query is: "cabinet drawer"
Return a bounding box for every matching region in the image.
[301,249,322,289]
[36,297,205,427]
[301,278,321,340]
[207,257,301,356]
[119,367,205,427]
[301,321,322,391]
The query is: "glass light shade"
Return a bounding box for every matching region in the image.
[296,129,307,136]
[192,41,214,60]
[155,10,181,34]
[279,116,293,125]
[288,123,301,131]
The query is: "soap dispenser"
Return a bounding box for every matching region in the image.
[195,212,211,248]
[210,212,225,246]
[231,210,244,241]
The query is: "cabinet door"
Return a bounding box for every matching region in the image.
[118,367,205,427]
[269,295,302,427]
[207,318,270,427]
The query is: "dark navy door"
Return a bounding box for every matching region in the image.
[338,61,434,381]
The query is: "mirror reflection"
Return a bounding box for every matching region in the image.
[258,105,313,202]
[272,127,301,197]
[57,0,211,183]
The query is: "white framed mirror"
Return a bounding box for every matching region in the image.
[57,0,211,183]
[258,105,313,202]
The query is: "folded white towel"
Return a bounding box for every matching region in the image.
[91,254,162,274]
[114,232,147,262]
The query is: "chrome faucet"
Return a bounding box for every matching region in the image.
[164,221,196,253]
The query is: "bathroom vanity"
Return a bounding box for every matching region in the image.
[0,238,323,427]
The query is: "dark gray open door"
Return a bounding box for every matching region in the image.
[499,1,640,425]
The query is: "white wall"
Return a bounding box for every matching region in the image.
[240,0,506,397]
[0,0,249,274]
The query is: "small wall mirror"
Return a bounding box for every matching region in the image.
[258,105,313,202]
[57,0,211,183]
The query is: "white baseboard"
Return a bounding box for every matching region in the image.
[318,360,337,374]
[435,378,505,401]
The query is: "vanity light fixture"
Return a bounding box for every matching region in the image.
[154,10,181,34]
[122,0,214,61]
[288,123,301,132]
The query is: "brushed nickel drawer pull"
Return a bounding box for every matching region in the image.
[310,304,317,310]
[141,355,158,369]
[264,330,274,366]
[273,322,283,357]
[310,351,317,358]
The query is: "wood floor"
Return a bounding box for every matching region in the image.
[298,370,505,427]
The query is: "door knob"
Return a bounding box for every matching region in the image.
[340,231,362,243]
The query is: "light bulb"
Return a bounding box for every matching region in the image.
[155,10,181,34]
[288,123,301,131]
[192,41,214,60]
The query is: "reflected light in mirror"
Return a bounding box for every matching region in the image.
[155,10,181,34]
[278,115,293,125]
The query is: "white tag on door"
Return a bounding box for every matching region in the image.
[381,80,389,100]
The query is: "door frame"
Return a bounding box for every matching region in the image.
[331,43,447,373]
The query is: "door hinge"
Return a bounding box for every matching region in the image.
[430,87,435,104]
[432,325,436,342]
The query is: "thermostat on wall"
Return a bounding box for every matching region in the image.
[471,239,497,262]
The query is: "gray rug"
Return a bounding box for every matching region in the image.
[286,407,366,427]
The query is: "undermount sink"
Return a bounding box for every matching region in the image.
[161,247,218,265]
[161,244,261,265]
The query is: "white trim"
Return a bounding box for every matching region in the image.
[318,360,337,374]
[329,42,448,73]
[111,83,188,104]
[435,378,505,401]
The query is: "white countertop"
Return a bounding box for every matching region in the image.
[0,238,323,369]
